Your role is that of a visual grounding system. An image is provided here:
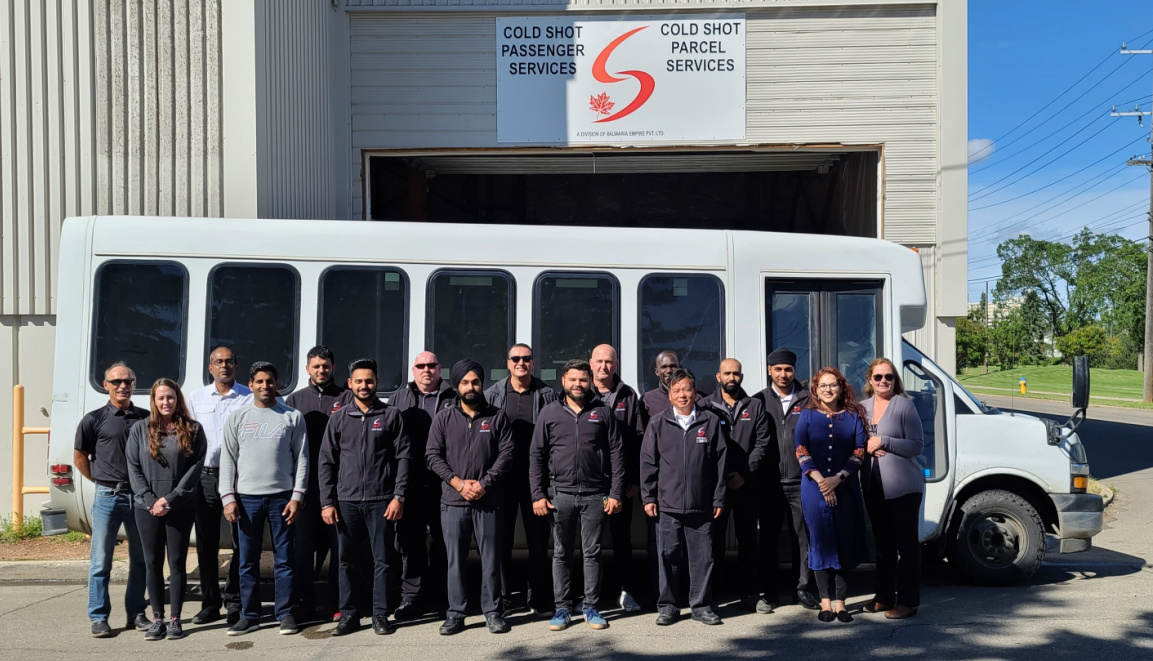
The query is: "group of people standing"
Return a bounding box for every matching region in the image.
[75,340,925,641]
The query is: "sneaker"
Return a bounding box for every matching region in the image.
[144,617,167,641]
[166,618,184,640]
[330,615,360,636]
[618,590,641,613]
[372,615,394,635]
[226,611,241,626]
[439,617,464,636]
[91,620,113,638]
[584,607,608,630]
[132,612,151,631]
[191,607,220,625]
[547,608,571,631]
[279,614,299,635]
[485,612,509,634]
[227,618,259,636]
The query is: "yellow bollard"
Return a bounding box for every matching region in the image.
[1019,377,1027,394]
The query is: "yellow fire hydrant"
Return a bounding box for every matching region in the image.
[1019,377,1027,394]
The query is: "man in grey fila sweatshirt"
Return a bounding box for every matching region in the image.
[219,361,308,637]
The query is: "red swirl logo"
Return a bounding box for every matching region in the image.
[590,27,655,123]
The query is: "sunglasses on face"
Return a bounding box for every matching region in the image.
[872,373,896,383]
[414,363,439,370]
[508,355,533,364]
[107,379,135,387]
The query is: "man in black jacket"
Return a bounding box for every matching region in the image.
[319,358,410,637]
[753,348,818,610]
[530,359,625,631]
[703,358,775,613]
[640,350,682,421]
[484,343,556,616]
[388,351,454,619]
[285,345,353,621]
[640,369,727,627]
[427,360,515,636]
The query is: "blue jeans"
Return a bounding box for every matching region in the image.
[87,485,148,622]
[236,492,296,621]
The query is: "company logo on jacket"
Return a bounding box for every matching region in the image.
[740,410,751,420]
[589,412,600,421]
[479,420,491,433]
[372,419,383,431]
[615,402,626,411]
[696,427,708,442]
[332,402,342,412]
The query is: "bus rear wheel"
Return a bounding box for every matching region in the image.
[950,489,1045,585]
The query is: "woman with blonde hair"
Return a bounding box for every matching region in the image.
[860,358,924,620]
[126,378,207,640]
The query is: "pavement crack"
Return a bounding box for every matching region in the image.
[0,586,85,620]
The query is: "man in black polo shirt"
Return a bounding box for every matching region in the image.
[285,345,353,620]
[484,343,556,616]
[74,361,150,637]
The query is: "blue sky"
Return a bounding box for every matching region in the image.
[968,0,1153,302]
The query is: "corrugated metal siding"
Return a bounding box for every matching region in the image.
[347,6,939,245]
[256,1,340,219]
[347,0,930,9]
[93,0,223,219]
[902,243,936,356]
[0,0,94,316]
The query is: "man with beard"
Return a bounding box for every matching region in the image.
[388,351,454,620]
[703,358,775,613]
[753,348,819,610]
[319,358,410,637]
[484,344,556,616]
[589,344,645,612]
[530,360,625,631]
[285,345,353,620]
[427,360,515,635]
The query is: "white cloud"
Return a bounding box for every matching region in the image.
[968,138,995,164]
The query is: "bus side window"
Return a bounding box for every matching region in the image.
[902,360,948,481]
[92,261,188,391]
[637,274,725,394]
[534,272,619,389]
[427,270,514,385]
[206,264,300,391]
[320,267,408,392]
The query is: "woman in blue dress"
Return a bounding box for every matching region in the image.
[795,367,867,623]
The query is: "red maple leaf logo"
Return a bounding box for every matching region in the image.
[589,92,614,118]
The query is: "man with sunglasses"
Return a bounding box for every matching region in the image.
[75,362,150,637]
[388,351,455,620]
[484,343,557,616]
[188,347,252,625]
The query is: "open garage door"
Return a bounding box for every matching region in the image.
[366,149,878,238]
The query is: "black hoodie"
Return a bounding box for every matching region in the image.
[702,385,775,481]
[389,379,456,488]
[754,380,811,485]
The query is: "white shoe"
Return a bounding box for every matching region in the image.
[619,591,641,613]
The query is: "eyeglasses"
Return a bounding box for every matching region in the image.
[414,362,439,370]
[815,383,840,391]
[872,373,896,383]
[508,355,533,364]
[107,378,135,387]
[210,358,237,366]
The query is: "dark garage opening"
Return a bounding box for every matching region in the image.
[367,150,878,237]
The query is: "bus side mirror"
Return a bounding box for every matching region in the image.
[1071,356,1090,411]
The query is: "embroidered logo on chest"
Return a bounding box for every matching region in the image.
[332,402,342,412]
[615,402,626,411]
[589,412,599,421]
[792,405,802,414]
[479,420,491,433]
[697,427,707,437]
[372,419,383,431]
[740,410,750,420]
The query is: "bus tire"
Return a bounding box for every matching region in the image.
[949,489,1045,585]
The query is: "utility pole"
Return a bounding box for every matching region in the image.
[985,280,990,374]
[1111,44,1153,402]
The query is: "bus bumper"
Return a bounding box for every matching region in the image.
[1050,493,1104,553]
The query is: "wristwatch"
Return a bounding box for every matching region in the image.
[394,496,405,503]
[837,470,850,480]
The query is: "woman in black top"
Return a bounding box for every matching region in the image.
[126,378,207,641]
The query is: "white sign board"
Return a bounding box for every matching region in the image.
[496,15,746,145]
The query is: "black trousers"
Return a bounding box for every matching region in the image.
[135,506,195,619]
[608,495,659,598]
[711,484,763,600]
[762,481,813,596]
[293,493,340,614]
[500,484,552,611]
[194,469,240,613]
[866,489,923,608]
[815,568,850,601]
[443,503,503,619]
[656,511,714,616]
[336,500,399,620]
[396,484,447,610]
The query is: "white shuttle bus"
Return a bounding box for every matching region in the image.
[45,215,1102,585]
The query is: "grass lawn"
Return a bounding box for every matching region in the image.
[957,364,1150,407]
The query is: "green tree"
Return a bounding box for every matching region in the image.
[1056,325,1110,366]
[956,314,987,370]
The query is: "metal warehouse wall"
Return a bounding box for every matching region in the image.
[346,3,941,247]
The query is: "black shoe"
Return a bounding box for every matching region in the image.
[739,596,774,614]
[755,598,775,614]
[131,613,151,631]
[227,618,260,636]
[818,610,835,623]
[191,607,220,625]
[144,616,167,641]
[330,615,360,636]
[439,617,465,636]
[226,611,241,626]
[91,620,113,638]
[655,612,678,626]
[796,590,821,611]
[836,610,853,623]
[393,601,418,621]
[372,615,394,635]
[691,610,723,626]
[279,614,299,635]
[486,613,510,634]
[166,618,184,640]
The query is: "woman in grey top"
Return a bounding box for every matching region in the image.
[126,378,207,641]
[860,358,924,620]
